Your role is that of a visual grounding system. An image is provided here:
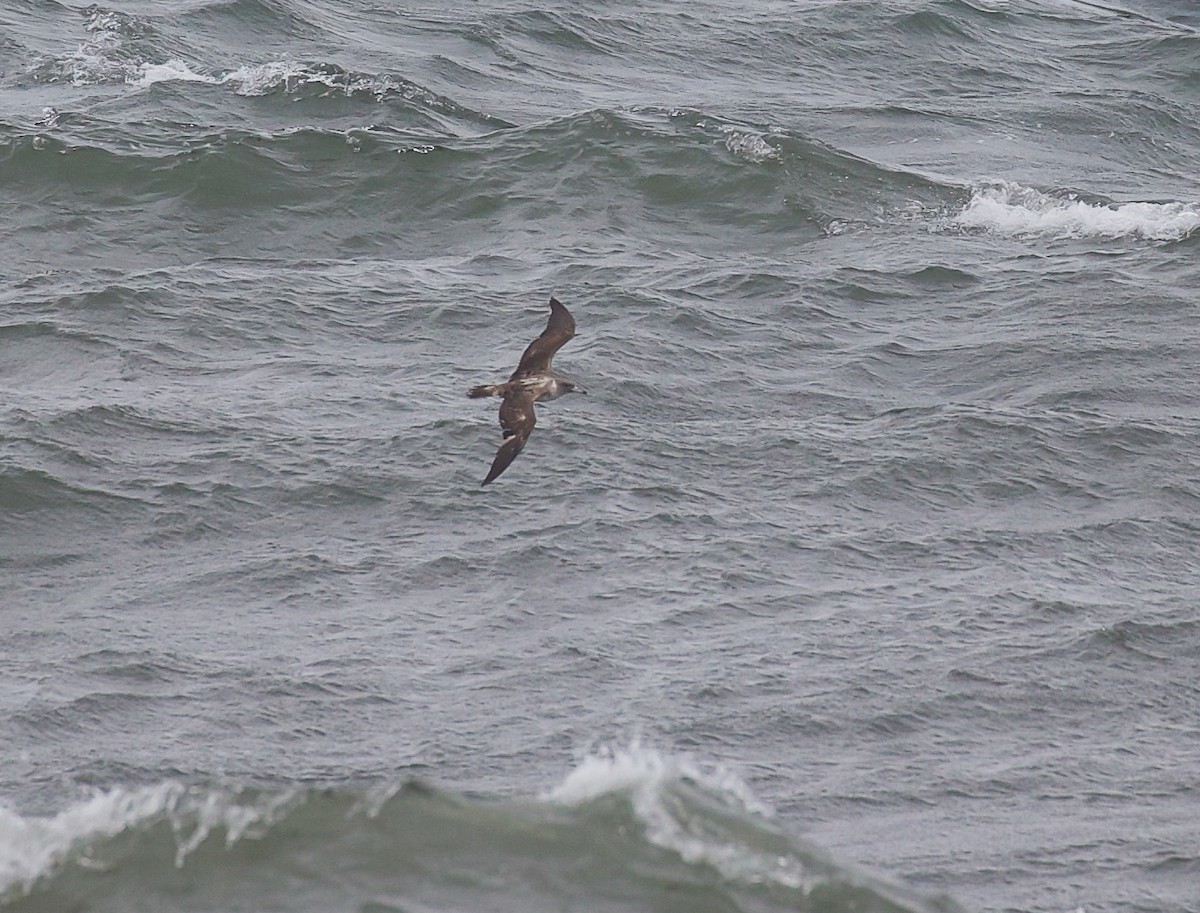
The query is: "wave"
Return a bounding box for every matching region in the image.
[134,59,513,131]
[24,7,155,87]
[945,180,1200,241]
[19,6,508,135]
[2,103,948,244]
[1,745,962,913]
[0,464,145,515]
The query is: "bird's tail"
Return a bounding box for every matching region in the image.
[467,384,500,398]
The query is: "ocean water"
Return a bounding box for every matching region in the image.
[2,1,1199,911]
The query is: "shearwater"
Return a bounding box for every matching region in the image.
[467,297,586,486]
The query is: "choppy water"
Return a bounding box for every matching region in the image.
[2,1,1199,912]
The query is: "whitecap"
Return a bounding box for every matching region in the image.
[211,60,417,102]
[720,125,780,164]
[218,60,310,97]
[544,742,809,889]
[950,180,1200,241]
[0,783,182,898]
[0,783,302,900]
[132,60,217,88]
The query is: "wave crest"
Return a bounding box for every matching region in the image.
[948,180,1200,240]
[547,742,807,888]
[2,747,963,913]
[28,6,155,86]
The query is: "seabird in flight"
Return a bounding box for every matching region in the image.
[467,296,586,486]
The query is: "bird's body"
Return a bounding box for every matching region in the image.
[468,297,585,485]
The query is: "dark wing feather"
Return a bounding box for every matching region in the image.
[482,389,538,485]
[509,297,576,380]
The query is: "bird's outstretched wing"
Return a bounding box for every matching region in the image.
[509,297,576,380]
[482,389,538,485]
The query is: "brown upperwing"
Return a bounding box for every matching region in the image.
[482,389,538,485]
[509,297,576,380]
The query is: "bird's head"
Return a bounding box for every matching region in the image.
[561,379,587,396]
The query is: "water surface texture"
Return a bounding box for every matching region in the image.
[2,2,1199,912]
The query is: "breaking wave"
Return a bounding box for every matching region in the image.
[1,745,962,913]
[948,180,1200,241]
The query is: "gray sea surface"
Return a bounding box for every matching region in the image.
[2,2,1199,912]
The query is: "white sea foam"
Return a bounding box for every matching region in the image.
[131,58,368,96]
[132,60,218,88]
[720,126,779,163]
[204,61,415,101]
[28,8,160,87]
[127,59,313,95]
[38,20,427,107]
[61,11,138,86]
[950,181,1200,241]
[166,787,299,866]
[549,741,768,814]
[546,742,808,889]
[0,783,182,898]
[0,783,300,901]
[219,60,310,96]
